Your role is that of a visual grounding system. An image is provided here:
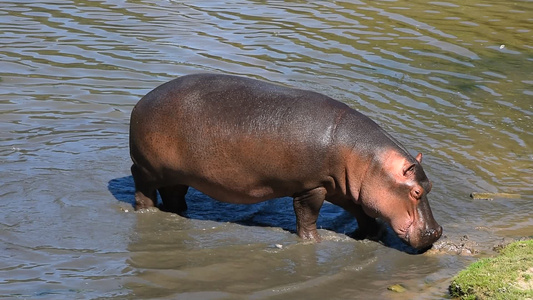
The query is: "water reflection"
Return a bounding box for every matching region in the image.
[107,176,420,254]
[124,208,381,299]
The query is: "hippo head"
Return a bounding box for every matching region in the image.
[359,149,442,250]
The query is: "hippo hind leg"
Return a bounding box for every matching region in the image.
[131,164,158,210]
[159,184,189,215]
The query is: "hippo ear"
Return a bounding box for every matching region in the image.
[415,153,423,164]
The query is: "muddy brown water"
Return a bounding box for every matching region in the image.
[1,1,532,299]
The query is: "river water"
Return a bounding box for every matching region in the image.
[1,0,531,299]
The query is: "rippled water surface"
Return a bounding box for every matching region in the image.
[1,0,532,299]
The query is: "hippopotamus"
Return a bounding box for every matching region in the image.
[129,73,442,250]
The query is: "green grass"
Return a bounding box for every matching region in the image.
[449,239,533,300]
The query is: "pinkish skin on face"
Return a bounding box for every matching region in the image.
[359,149,440,249]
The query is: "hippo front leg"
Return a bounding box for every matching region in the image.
[327,197,384,241]
[293,187,327,242]
[350,205,384,241]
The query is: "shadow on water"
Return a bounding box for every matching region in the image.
[108,176,421,254]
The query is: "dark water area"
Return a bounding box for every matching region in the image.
[1,0,532,299]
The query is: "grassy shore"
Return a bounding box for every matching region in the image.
[449,239,532,299]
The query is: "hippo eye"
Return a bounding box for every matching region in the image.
[403,164,416,176]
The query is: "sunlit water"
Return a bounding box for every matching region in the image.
[1,1,531,299]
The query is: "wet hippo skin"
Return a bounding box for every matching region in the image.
[129,73,442,250]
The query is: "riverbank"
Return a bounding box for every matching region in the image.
[449,239,533,299]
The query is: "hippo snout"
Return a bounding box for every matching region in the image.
[406,222,443,251]
[416,224,443,250]
[424,225,443,242]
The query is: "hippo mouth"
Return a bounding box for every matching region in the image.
[395,218,414,246]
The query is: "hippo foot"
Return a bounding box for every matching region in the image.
[351,219,387,241]
[158,203,188,216]
[297,227,322,242]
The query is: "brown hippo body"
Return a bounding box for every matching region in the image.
[130,73,442,250]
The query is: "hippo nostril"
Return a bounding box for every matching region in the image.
[423,226,442,240]
[435,225,443,238]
